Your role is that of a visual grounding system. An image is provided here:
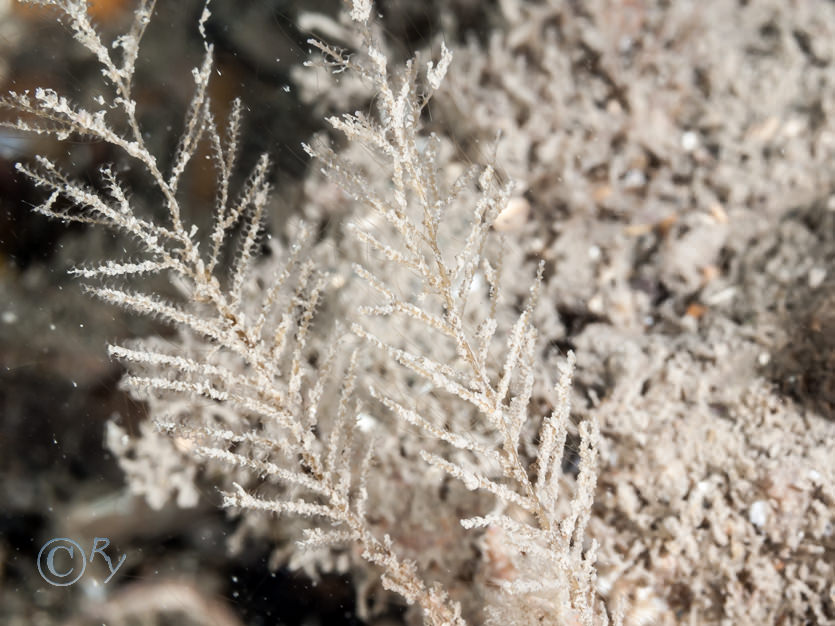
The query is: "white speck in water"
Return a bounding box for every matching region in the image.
[2,311,17,324]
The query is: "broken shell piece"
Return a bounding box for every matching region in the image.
[709,202,728,223]
[494,196,530,232]
[749,500,768,528]
[808,267,826,288]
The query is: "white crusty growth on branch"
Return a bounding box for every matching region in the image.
[4,0,606,623]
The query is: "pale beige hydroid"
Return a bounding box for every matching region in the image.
[3,1,605,624]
